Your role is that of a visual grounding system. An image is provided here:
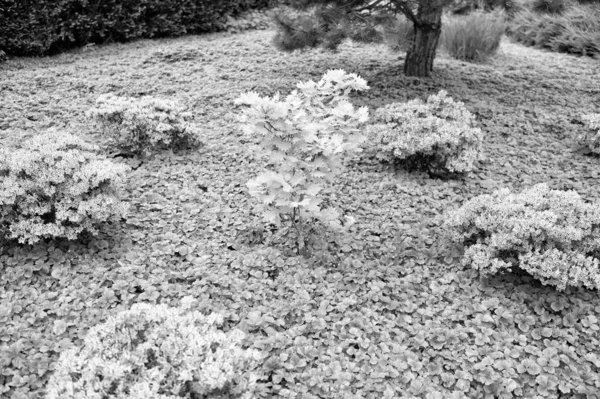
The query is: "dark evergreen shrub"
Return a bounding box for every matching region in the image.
[0,0,276,57]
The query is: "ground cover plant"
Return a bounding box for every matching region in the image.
[1,8,600,399]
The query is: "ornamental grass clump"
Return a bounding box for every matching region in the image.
[578,113,600,154]
[235,69,368,256]
[444,183,600,291]
[46,301,259,399]
[441,11,505,62]
[366,90,483,176]
[0,131,130,245]
[88,94,203,157]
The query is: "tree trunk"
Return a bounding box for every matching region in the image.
[403,7,443,77]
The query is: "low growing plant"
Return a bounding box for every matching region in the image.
[366,90,484,176]
[45,301,260,399]
[444,183,600,291]
[87,94,203,157]
[235,69,368,256]
[441,11,505,62]
[0,130,130,245]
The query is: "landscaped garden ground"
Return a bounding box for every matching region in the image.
[1,11,600,398]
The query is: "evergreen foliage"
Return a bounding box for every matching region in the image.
[0,0,275,57]
[271,0,455,77]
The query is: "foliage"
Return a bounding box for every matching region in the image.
[578,113,600,153]
[270,0,457,77]
[506,5,600,57]
[235,69,368,255]
[0,0,276,57]
[87,94,203,157]
[444,183,600,291]
[0,131,130,245]
[381,14,415,53]
[46,302,259,399]
[366,90,483,176]
[441,11,505,62]
[531,0,568,14]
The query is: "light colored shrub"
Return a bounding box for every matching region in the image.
[444,183,600,291]
[87,94,202,157]
[235,69,368,255]
[441,11,505,62]
[366,90,483,175]
[46,301,259,399]
[578,113,600,153]
[0,131,130,245]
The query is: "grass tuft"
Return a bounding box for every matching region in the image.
[441,11,505,62]
[531,0,568,14]
[507,5,600,57]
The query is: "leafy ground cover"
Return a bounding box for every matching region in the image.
[1,19,600,399]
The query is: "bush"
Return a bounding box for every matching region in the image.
[531,0,568,14]
[0,0,276,57]
[366,90,484,176]
[578,113,600,153]
[87,94,203,157]
[507,6,600,57]
[45,301,259,399]
[444,183,600,291]
[381,14,414,53]
[441,11,505,62]
[0,131,130,245]
[235,69,368,255]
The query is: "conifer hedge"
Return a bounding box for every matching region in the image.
[0,0,275,57]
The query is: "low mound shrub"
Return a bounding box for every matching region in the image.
[45,301,260,399]
[531,0,568,14]
[441,11,505,62]
[578,113,600,153]
[235,69,368,255]
[0,131,130,245]
[444,183,600,291]
[366,90,484,176]
[0,0,276,57]
[87,94,203,157]
[507,6,600,57]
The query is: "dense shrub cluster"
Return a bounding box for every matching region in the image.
[0,0,276,57]
[506,5,600,57]
[88,94,203,157]
[366,90,484,175]
[578,113,600,154]
[444,183,600,291]
[0,131,130,245]
[46,302,259,399]
[441,11,505,62]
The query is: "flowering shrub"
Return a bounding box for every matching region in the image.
[578,113,600,154]
[444,183,600,290]
[366,90,484,175]
[0,131,130,245]
[45,301,259,399]
[235,69,368,255]
[87,94,203,156]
